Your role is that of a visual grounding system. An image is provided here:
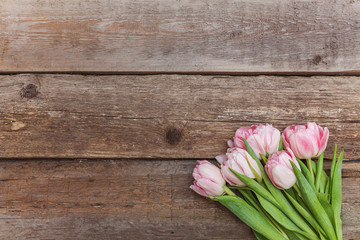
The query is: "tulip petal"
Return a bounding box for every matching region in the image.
[221,163,246,187]
[263,125,280,155]
[227,140,234,148]
[281,129,292,150]
[215,154,227,164]
[190,184,208,197]
[198,162,224,183]
[290,131,316,159]
[318,127,329,156]
[196,178,224,196]
[192,167,201,180]
[271,165,297,189]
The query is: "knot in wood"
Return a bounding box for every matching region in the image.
[312,55,322,65]
[166,127,182,145]
[22,84,38,98]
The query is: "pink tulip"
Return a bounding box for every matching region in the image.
[233,124,281,159]
[265,150,300,189]
[282,122,329,159]
[219,148,261,187]
[190,160,225,198]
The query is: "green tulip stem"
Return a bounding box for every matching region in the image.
[293,184,305,202]
[224,186,237,196]
[306,158,315,182]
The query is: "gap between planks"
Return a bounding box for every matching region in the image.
[2,71,360,76]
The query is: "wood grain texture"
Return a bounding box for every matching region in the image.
[0,74,360,159]
[0,160,358,240]
[1,0,360,73]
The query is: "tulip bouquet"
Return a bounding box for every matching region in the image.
[190,123,343,240]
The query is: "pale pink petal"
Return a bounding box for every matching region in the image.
[196,178,224,196]
[246,134,264,158]
[290,131,316,159]
[215,154,227,164]
[227,140,234,148]
[271,165,297,189]
[220,148,261,187]
[190,184,208,197]
[282,132,291,150]
[318,127,329,156]
[245,151,261,175]
[233,137,246,149]
[221,163,246,187]
[192,167,201,180]
[264,125,281,154]
[287,149,300,170]
[234,153,254,178]
[197,162,223,183]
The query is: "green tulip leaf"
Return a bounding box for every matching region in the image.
[332,148,344,240]
[315,153,324,192]
[285,191,326,236]
[316,192,335,227]
[229,168,279,208]
[253,230,271,240]
[278,138,283,151]
[239,189,263,213]
[260,153,268,163]
[245,155,262,183]
[255,193,318,240]
[296,158,316,191]
[330,144,338,187]
[214,195,287,240]
[290,161,337,240]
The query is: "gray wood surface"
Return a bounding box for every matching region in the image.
[0,160,358,240]
[1,74,359,159]
[1,0,360,73]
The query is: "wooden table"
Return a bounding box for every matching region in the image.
[0,1,359,239]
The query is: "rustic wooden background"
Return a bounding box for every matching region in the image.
[1,0,359,239]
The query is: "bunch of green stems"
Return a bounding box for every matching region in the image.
[215,139,343,240]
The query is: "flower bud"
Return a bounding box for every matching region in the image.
[282,122,329,159]
[190,160,225,198]
[265,150,300,189]
[233,124,281,159]
[220,148,261,187]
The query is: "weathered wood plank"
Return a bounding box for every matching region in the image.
[0,160,358,240]
[1,0,360,73]
[1,74,360,159]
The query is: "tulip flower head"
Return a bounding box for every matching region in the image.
[233,124,281,159]
[190,160,226,198]
[282,122,329,159]
[265,150,300,189]
[219,148,261,187]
